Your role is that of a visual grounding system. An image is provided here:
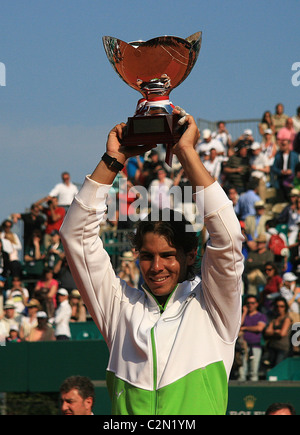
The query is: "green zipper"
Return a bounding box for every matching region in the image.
[149,285,178,414]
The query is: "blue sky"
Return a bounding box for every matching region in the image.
[0,0,299,223]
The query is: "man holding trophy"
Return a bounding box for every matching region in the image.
[60,33,244,415]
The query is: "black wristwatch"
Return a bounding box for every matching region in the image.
[101,153,124,172]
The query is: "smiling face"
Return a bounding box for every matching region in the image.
[138,232,196,301]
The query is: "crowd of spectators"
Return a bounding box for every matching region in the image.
[1,104,300,382]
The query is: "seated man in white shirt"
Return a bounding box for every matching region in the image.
[196,128,225,160]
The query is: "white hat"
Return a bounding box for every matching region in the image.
[283,272,297,282]
[120,251,135,261]
[37,311,48,319]
[264,128,273,135]
[57,288,69,296]
[202,129,211,139]
[251,142,261,150]
[244,129,253,136]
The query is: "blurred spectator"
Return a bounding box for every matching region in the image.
[289,229,300,278]
[23,229,46,280]
[259,262,283,318]
[281,194,300,246]
[0,276,6,318]
[6,325,21,343]
[227,187,239,216]
[293,163,300,191]
[232,129,254,150]
[173,168,196,225]
[277,188,300,224]
[45,229,65,269]
[48,172,78,211]
[34,267,58,318]
[203,148,222,182]
[245,201,271,242]
[117,179,142,230]
[272,103,289,136]
[279,272,300,323]
[277,117,296,150]
[238,295,267,381]
[223,142,251,193]
[19,298,41,340]
[271,139,299,202]
[0,300,23,337]
[5,276,29,314]
[54,288,72,341]
[11,203,45,250]
[197,128,225,158]
[142,150,165,189]
[53,253,76,292]
[148,168,174,211]
[214,121,232,153]
[126,156,144,184]
[265,220,288,273]
[258,111,276,141]
[249,143,270,201]
[117,251,140,289]
[292,106,300,133]
[0,219,22,277]
[27,310,55,342]
[34,195,65,248]
[235,178,261,221]
[69,289,86,322]
[263,297,292,368]
[293,131,300,154]
[0,239,10,279]
[245,234,274,295]
[261,128,277,166]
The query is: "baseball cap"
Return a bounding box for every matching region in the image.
[202,129,211,139]
[283,272,297,282]
[57,288,68,296]
[37,311,48,319]
[251,142,261,150]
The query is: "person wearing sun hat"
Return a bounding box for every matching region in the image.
[70,289,86,322]
[279,272,300,323]
[118,251,140,289]
[19,299,41,340]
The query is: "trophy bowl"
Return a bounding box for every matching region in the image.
[102,32,202,160]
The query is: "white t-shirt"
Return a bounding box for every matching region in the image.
[49,183,78,206]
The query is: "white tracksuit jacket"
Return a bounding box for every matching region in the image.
[60,176,244,415]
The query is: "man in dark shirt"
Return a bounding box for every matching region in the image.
[223,142,251,193]
[11,204,45,249]
[142,149,166,189]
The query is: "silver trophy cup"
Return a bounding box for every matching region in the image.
[102,32,202,165]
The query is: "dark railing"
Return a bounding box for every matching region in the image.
[197,118,261,142]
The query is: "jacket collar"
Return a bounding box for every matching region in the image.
[142,275,201,312]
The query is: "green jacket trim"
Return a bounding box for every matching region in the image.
[106,360,228,415]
